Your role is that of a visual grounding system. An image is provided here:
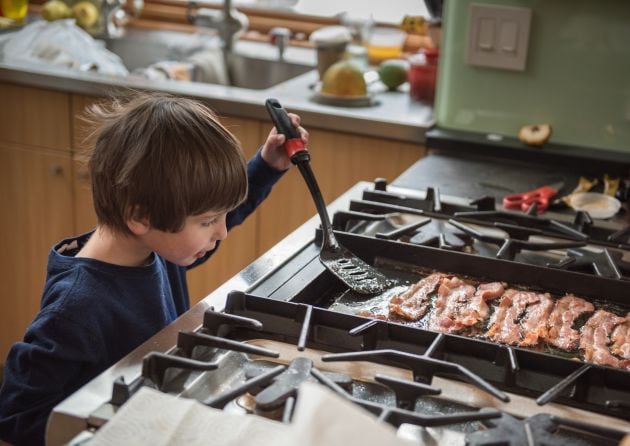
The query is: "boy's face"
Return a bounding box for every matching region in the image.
[142,210,229,266]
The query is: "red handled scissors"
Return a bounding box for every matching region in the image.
[502,182,564,213]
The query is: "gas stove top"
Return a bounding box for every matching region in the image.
[48,181,630,446]
[337,179,630,279]
[67,293,629,446]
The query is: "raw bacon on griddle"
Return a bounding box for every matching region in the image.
[485,290,546,346]
[545,295,594,351]
[580,310,626,368]
[426,276,477,333]
[389,273,444,321]
[458,282,505,328]
[519,292,554,347]
[356,310,389,321]
[611,313,630,361]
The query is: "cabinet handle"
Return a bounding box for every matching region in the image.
[48,164,64,176]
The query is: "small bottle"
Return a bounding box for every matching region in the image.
[408,47,439,103]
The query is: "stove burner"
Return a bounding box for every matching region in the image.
[361,189,496,215]
[608,226,630,244]
[449,219,587,261]
[368,178,497,213]
[573,211,594,235]
[244,357,352,411]
[333,210,387,232]
[465,412,625,446]
[548,247,630,279]
[407,219,469,250]
[324,325,509,403]
[454,210,590,242]
[140,330,280,390]
[373,217,470,251]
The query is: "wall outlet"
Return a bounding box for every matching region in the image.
[466,3,532,71]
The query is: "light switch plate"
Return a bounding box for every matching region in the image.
[466,3,532,71]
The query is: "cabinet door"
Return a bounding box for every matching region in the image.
[186,116,263,304]
[257,129,425,253]
[0,82,71,152]
[0,143,74,362]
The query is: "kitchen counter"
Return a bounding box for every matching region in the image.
[0,38,434,143]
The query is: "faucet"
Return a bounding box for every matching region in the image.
[99,0,144,38]
[187,0,248,52]
[269,27,291,61]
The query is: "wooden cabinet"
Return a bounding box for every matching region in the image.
[0,83,74,362]
[0,83,71,151]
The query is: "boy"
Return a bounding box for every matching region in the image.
[0,93,308,446]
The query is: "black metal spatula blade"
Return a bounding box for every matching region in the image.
[265,98,391,295]
[319,244,391,294]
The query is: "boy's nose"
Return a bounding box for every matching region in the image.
[214,220,228,241]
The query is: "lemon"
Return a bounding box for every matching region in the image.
[378,59,409,91]
[321,60,367,97]
[41,0,72,21]
[72,1,99,29]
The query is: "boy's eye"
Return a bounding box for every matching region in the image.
[201,219,217,227]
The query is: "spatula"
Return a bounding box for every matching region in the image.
[265,98,391,294]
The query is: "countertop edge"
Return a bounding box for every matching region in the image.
[0,61,433,144]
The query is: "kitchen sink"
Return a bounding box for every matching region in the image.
[100,28,315,90]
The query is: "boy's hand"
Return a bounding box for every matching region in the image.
[261,113,309,171]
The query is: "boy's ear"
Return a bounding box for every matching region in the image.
[126,207,151,235]
[127,218,150,235]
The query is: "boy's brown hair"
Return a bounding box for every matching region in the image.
[84,93,248,235]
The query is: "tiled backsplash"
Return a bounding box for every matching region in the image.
[435,0,630,153]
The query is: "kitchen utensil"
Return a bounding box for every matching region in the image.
[568,192,621,219]
[265,98,391,295]
[502,181,564,213]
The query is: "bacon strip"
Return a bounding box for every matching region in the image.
[545,295,594,351]
[611,313,630,360]
[426,276,476,333]
[485,290,541,345]
[520,292,554,347]
[580,310,626,368]
[389,273,444,321]
[356,310,388,321]
[458,282,505,328]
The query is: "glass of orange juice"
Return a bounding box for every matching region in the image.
[1,0,28,21]
[366,27,407,65]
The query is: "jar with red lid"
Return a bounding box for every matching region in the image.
[408,47,439,103]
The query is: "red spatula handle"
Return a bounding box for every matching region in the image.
[265,98,309,164]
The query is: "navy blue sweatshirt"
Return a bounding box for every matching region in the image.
[0,151,284,446]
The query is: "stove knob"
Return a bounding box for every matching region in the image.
[374,178,388,191]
